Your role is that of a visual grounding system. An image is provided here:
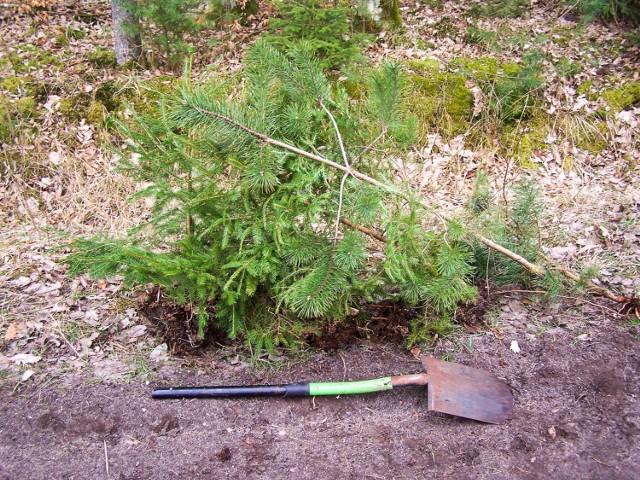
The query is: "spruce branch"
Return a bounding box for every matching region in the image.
[178,93,635,309]
[185,102,393,191]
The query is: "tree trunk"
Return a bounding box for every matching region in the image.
[112,0,141,65]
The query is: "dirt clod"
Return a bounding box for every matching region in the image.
[152,413,179,434]
[215,447,232,463]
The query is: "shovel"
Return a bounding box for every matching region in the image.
[152,356,514,424]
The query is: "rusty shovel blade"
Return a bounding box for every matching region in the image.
[422,357,514,424]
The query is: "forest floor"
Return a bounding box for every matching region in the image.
[1,1,639,479]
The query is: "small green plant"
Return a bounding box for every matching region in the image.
[554,58,582,79]
[406,315,459,347]
[455,52,546,125]
[0,94,16,145]
[464,26,498,49]
[66,27,86,40]
[431,17,459,38]
[420,0,443,8]
[471,179,550,288]
[267,0,371,70]
[577,0,640,24]
[626,30,640,46]
[469,171,492,214]
[132,0,208,70]
[467,0,531,18]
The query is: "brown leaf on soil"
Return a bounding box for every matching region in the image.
[4,322,18,341]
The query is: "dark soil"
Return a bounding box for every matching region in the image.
[139,287,229,355]
[140,289,422,354]
[1,315,639,480]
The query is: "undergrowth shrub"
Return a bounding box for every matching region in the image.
[464,26,498,49]
[453,51,546,126]
[266,0,372,70]
[133,0,206,69]
[467,0,531,18]
[468,176,561,293]
[577,0,640,24]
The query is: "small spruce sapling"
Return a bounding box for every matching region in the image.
[64,41,479,349]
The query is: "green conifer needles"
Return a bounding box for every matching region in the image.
[65,43,480,349]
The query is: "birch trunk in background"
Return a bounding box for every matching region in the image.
[112,0,141,65]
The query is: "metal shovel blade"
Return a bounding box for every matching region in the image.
[422,356,514,424]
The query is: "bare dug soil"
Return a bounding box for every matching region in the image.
[1,313,639,480]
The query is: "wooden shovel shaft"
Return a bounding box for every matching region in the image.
[391,374,429,387]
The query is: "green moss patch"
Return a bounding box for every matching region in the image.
[55,76,182,126]
[15,96,38,118]
[86,101,107,126]
[601,81,640,113]
[577,81,598,100]
[451,57,498,80]
[6,45,63,74]
[405,58,441,75]
[88,47,117,68]
[452,55,544,124]
[124,76,182,117]
[1,75,25,94]
[498,112,552,166]
[405,70,474,139]
[58,92,92,122]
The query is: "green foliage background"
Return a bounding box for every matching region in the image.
[266,0,372,70]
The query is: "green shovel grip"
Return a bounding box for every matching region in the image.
[309,377,393,396]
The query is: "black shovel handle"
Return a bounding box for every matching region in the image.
[152,383,311,399]
[152,376,399,399]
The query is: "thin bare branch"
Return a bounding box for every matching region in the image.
[319,99,349,168]
[318,99,351,242]
[189,104,393,192]
[353,128,387,164]
[341,218,388,243]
